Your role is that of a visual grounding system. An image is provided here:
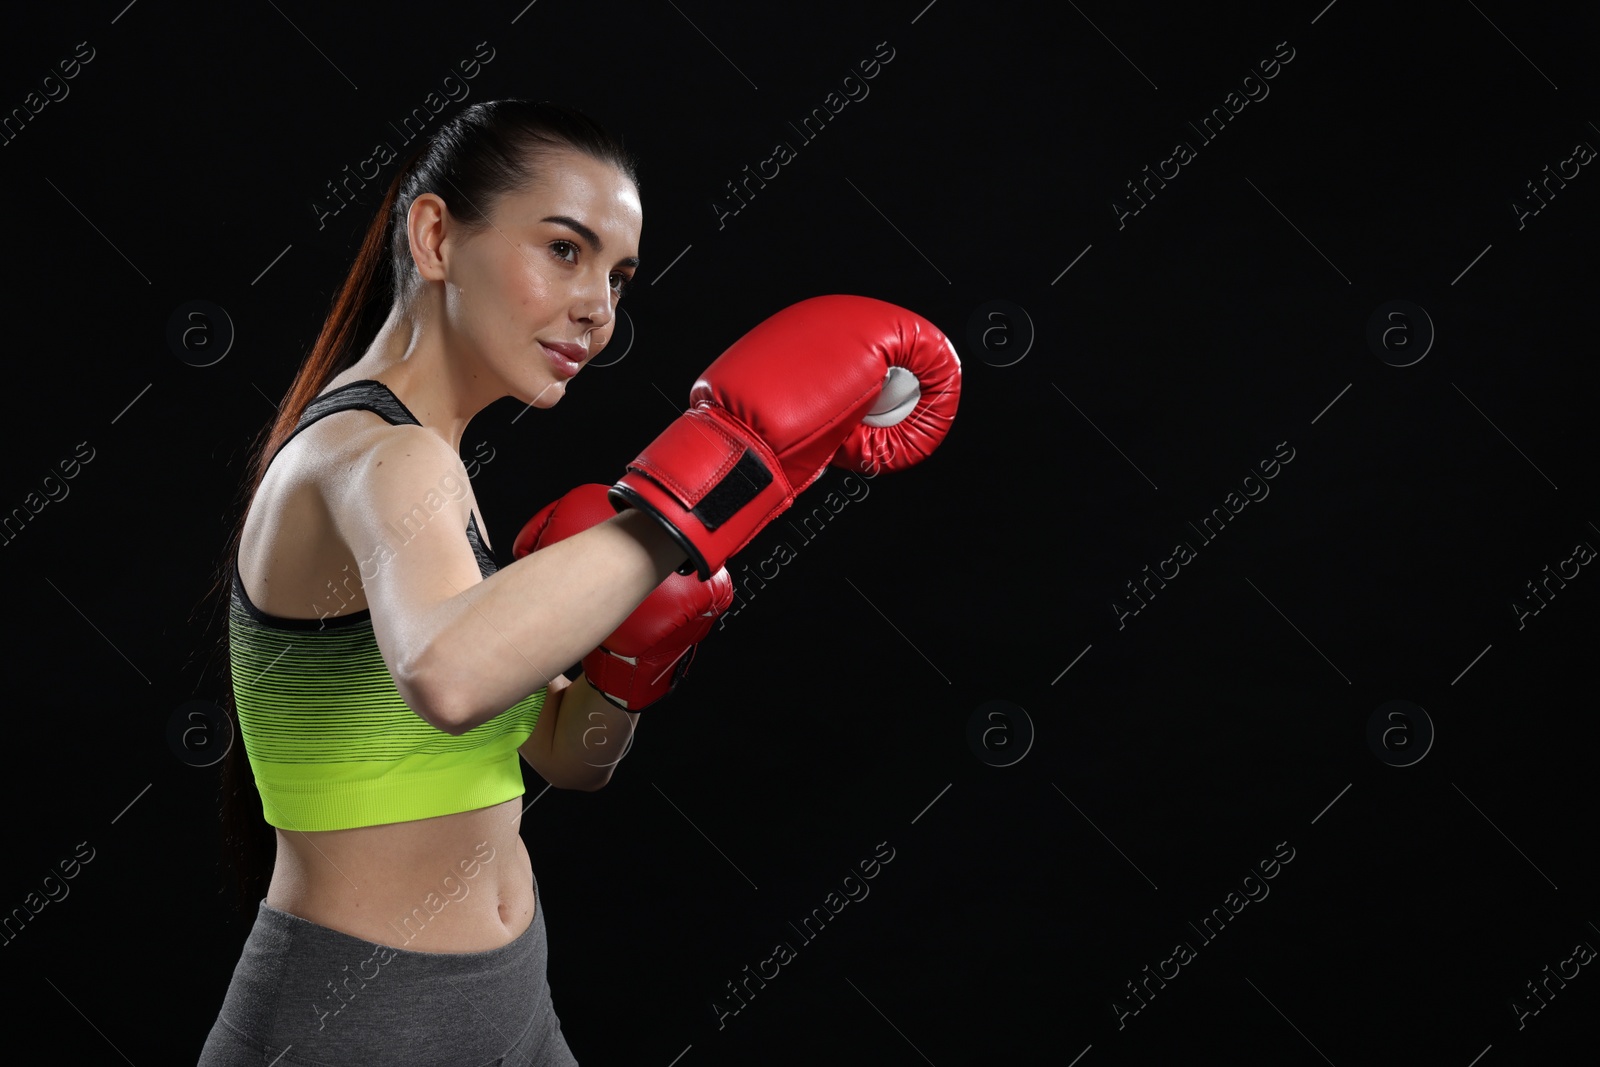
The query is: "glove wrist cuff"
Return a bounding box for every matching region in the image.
[610,410,794,579]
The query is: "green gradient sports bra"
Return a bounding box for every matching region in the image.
[229,380,546,832]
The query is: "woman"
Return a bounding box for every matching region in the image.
[198,99,688,1067]
[199,96,959,1066]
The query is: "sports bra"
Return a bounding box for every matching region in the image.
[229,379,546,832]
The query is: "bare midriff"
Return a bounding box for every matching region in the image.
[264,800,536,952]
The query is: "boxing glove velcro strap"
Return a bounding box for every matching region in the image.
[692,448,775,528]
[610,412,791,579]
[628,412,776,519]
[582,646,643,711]
[582,643,699,712]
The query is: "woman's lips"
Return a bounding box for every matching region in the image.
[540,341,583,378]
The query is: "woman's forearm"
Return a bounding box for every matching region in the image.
[553,673,640,789]
[410,508,685,732]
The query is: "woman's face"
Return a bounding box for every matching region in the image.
[439,147,642,409]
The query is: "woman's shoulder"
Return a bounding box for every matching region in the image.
[287,403,447,480]
[303,414,472,542]
[240,401,471,615]
[250,396,456,539]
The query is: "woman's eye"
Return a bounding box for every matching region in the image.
[552,240,630,296]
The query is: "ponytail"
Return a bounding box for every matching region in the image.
[256,153,417,499]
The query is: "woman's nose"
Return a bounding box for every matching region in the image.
[574,273,614,324]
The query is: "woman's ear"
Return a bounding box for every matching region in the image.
[407,193,451,284]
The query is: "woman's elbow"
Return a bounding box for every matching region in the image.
[395,654,475,736]
[573,765,616,792]
[406,686,474,736]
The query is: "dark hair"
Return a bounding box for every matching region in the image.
[202,99,640,916]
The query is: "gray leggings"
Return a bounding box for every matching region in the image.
[197,872,579,1066]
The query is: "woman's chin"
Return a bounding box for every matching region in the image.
[522,378,566,408]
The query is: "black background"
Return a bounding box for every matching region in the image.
[2,1,1597,1064]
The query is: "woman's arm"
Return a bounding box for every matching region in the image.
[322,423,686,734]
[519,672,640,790]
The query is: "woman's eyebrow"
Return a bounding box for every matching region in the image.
[542,215,640,268]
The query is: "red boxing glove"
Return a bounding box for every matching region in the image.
[512,484,734,711]
[609,294,960,579]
